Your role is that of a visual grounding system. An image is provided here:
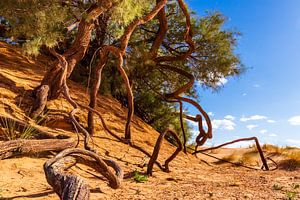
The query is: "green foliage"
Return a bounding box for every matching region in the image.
[0,100,47,140]
[286,191,297,200]
[0,0,69,55]
[0,117,35,140]
[111,0,153,26]
[133,170,148,183]
[107,0,154,38]
[192,12,244,90]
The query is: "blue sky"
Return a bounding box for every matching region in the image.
[185,0,300,147]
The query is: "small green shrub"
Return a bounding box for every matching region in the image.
[133,170,148,183]
[286,191,297,200]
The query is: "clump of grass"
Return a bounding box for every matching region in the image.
[262,144,284,155]
[272,184,283,191]
[278,159,300,171]
[0,116,42,140]
[272,183,299,200]
[238,150,260,166]
[286,191,298,200]
[133,170,148,183]
[215,153,239,165]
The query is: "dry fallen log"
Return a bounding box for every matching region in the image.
[44,148,123,200]
[0,138,75,160]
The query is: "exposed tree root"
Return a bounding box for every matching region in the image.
[88,0,168,142]
[0,138,75,160]
[49,49,95,152]
[44,148,123,200]
[147,129,182,175]
[142,0,213,153]
[193,137,270,170]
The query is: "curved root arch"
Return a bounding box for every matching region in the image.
[147,129,183,176]
[49,49,95,152]
[88,0,168,142]
[193,137,270,170]
[44,148,123,200]
[143,0,213,153]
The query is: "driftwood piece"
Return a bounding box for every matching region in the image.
[44,148,123,200]
[147,129,183,175]
[0,138,75,160]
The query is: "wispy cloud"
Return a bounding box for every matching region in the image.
[269,133,277,137]
[224,115,235,120]
[288,116,300,126]
[240,115,267,122]
[212,119,236,130]
[267,119,276,123]
[253,84,260,88]
[208,112,214,116]
[242,93,247,96]
[186,119,198,127]
[286,139,300,145]
[260,129,268,134]
[246,124,258,130]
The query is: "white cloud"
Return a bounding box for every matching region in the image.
[260,129,268,134]
[269,133,277,137]
[240,115,267,122]
[267,120,276,123]
[253,84,260,88]
[288,116,300,126]
[216,77,228,86]
[212,119,236,130]
[286,139,300,145]
[246,124,258,130]
[242,93,247,96]
[186,119,198,127]
[224,115,235,121]
[208,112,214,116]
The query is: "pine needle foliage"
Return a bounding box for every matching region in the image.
[0,0,69,55]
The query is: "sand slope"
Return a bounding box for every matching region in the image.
[0,42,299,200]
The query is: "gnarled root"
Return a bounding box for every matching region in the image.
[147,129,182,175]
[44,148,123,200]
[193,137,270,170]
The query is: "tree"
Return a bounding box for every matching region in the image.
[0,0,243,151]
[1,1,275,197]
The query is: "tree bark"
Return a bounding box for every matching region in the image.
[44,148,123,199]
[0,138,75,160]
[32,1,113,118]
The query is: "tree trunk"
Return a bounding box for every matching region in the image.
[32,2,113,118]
